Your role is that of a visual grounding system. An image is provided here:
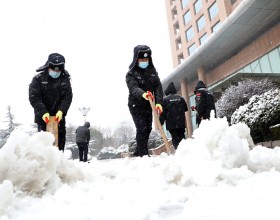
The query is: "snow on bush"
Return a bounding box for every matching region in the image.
[231,88,280,142]
[216,78,279,122]
[96,131,164,160]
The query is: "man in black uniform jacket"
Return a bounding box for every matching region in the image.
[126,45,163,157]
[160,82,188,149]
[191,80,216,126]
[29,53,73,151]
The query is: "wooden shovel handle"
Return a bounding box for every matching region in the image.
[46,116,59,147]
[148,96,171,154]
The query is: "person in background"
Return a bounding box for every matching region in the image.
[160,82,188,149]
[76,122,90,162]
[29,53,73,151]
[191,80,216,127]
[126,45,163,157]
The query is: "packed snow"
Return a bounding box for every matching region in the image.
[1,117,280,220]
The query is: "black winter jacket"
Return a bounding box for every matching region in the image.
[126,45,163,114]
[76,122,90,143]
[194,81,216,121]
[29,70,73,124]
[160,82,188,130]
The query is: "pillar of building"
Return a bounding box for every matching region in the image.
[180,78,193,138]
[197,66,207,84]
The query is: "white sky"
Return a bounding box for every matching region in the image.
[0,0,173,130]
[1,117,280,219]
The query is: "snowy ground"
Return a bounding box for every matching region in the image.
[1,117,280,220]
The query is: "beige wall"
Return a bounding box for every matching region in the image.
[206,22,280,86]
[165,0,242,67]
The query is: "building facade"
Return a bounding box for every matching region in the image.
[164,0,280,137]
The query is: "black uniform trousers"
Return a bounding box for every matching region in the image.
[131,111,152,157]
[37,119,66,151]
[77,142,88,162]
[169,128,185,150]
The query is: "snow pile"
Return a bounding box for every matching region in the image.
[116,144,129,153]
[162,117,252,187]
[247,145,280,172]
[1,117,280,219]
[0,130,87,195]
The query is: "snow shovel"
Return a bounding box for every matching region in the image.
[148,96,173,155]
[46,116,58,147]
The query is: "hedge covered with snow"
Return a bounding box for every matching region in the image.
[231,89,280,143]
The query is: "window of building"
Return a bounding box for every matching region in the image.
[268,47,280,73]
[186,27,194,41]
[194,0,202,14]
[208,2,218,20]
[243,64,252,73]
[183,11,191,25]
[230,0,237,5]
[177,53,184,65]
[181,0,189,9]
[190,95,198,129]
[212,21,220,33]
[235,46,280,75]
[250,59,262,73]
[259,54,272,73]
[199,33,207,45]
[172,7,178,20]
[197,15,205,32]
[176,38,182,50]
[188,43,196,55]
[173,22,180,35]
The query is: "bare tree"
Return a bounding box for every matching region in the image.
[100,127,113,139]
[66,123,76,143]
[89,127,104,155]
[113,121,135,146]
[5,105,15,132]
[0,105,16,148]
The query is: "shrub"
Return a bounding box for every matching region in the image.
[231,89,280,143]
[216,78,279,124]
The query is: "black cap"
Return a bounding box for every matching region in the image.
[194,80,206,93]
[195,80,206,90]
[137,49,151,59]
[48,53,65,71]
[36,53,65,72]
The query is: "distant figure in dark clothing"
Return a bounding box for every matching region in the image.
[76,122,90,162]
[126,45,163,157]
[29,53,73,151]
[191,80,216,126]
[160,82,188,149]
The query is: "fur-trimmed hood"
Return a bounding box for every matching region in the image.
[128,45,155,70]
[36,53,66,72]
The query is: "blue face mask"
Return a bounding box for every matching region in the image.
[49,70,61,79]
[138,61,149,69]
